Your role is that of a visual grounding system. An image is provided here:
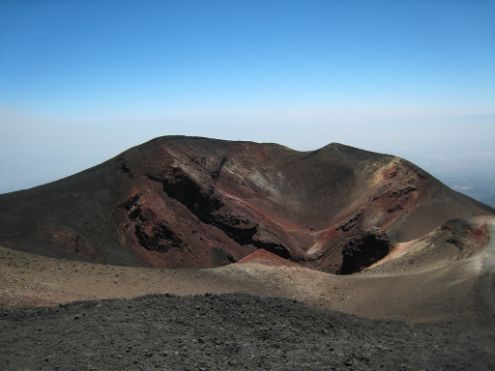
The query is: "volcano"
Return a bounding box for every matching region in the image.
[0,136,492,273]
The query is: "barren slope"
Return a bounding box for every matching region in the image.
[3,294,494,371]
[1,216,494,322]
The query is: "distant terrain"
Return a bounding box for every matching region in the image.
[439,172,495,208]
[482,195,495,208]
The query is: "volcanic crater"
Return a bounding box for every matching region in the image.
[0,136,491,274]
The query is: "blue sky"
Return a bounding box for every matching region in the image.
[1,0,494,115]
[0,0,494,201]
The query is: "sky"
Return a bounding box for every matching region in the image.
[0,0,494,202]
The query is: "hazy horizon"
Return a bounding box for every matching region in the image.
[1,1,494,204]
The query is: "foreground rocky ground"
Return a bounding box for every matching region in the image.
[1,294,494,370]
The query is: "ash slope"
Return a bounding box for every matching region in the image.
[0,214,491,323]
[1,294,494,371]
[0,136,492,273]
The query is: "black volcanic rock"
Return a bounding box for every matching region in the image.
[1,294,493,370]
[338,228,390,274]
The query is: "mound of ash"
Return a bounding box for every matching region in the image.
[0,136,492,272]
[1,294,493,370]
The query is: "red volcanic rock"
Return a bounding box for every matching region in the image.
[0,136,492,273]
[238,249,299,267]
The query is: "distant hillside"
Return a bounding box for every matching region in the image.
[481,195,495,208]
